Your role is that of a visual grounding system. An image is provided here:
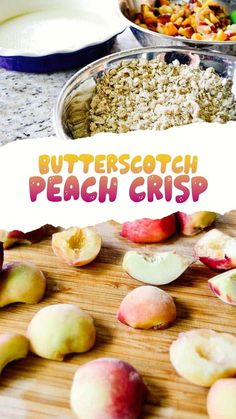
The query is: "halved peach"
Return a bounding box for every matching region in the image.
[176,211,217,236]
[52,227,102,267]
[194,229,236,270]
[170,329,236,387]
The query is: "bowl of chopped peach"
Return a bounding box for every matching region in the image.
[118,0,236,54]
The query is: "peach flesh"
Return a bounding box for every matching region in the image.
[122,250,192,285]
[194,229,236,270]
[207,378,236,419]
[117,286,176,330]
[170,329,236,387]
[176,211,216,236]
[70,357,147,419]
[208,269,236,305]
[52,227,102,266]
[120,215,176,243]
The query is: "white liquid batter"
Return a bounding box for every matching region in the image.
[0,9,113,53]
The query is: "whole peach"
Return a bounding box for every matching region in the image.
[0,332,29,374]
[27,304,96,361]
[207,378,236,419]
[70,358,147,419]
[120,215,176,243]
[117,285,176,329]
[0,262,46,307]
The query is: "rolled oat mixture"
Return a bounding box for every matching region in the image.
[89,58,236,135]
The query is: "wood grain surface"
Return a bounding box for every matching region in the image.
[1,212,236,418]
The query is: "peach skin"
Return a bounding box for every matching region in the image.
[0,332,29,374]
[0,225,57,249]
[120,215,176,243]
[27,304,96,361]
[0,262,46,307]
[176,211,217,236]
[194,229,236,270]
[207,378,236,419]
[70,357,147,419]
[209,269,236,305]
[117,285,176,330]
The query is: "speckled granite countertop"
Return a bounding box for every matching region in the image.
[0,29,139,145]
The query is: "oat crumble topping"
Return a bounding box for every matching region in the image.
[66,57,236,138]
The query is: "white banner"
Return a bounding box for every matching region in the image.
[0,121,235,231]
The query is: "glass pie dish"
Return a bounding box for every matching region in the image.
[0,0,125,72]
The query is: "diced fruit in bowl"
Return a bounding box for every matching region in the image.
[176,211,217,236]
[120,215,176,243]
[133,0,234,41]
[52,227,102,266]
[194,229,236,270]
[0,262,46,307]
[117,285,176,330]
[70,358,147,419]
[123,250,192,285]
[0,333,29,374]
[170,329,236,387]
[209,269,236,305]
[27,304,96,361]
[207,378,236,419]
[0,225,57,249]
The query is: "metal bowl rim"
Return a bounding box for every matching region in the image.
[54,45,236,140]
[117,0,236,46]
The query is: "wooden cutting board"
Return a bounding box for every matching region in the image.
[1,212,236,419]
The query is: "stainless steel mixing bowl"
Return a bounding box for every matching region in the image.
[54,46,236,140]
[118,0,236,55]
